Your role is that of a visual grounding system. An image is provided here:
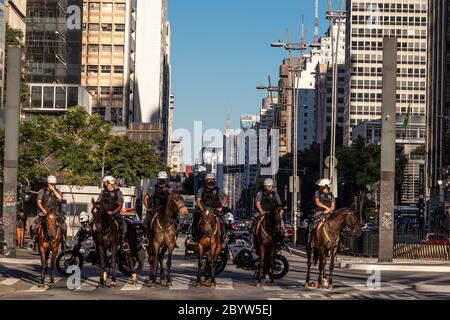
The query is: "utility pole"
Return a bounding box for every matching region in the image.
[0,46,22,257]
[379,37,397,262]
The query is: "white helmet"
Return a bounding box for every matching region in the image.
[157,171,168,180]
[79,211,91,224]
[47,175,57,184]
[205,173,216,180]
[316,178,331,187]
[264,178,274,187]
[102,176,116,185]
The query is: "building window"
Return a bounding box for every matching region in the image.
[115,24,125,32]
[101,45,112,53]
[100,87,111,95]
[114,45,124,54]
[87,65,98,73]
[87,86,98,95]
[89,24,100,31]
[101,65,111,73]
[88,45,99,53]
[101,23,112,32]
[102,3,113,11]
[113,87,123,95]
[114,65,124,73]
[115,3,126,11]
[89,2,100,11]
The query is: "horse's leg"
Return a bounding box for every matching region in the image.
[195,244,203,287]
[306,244,312,286]
[110,239,117,288]
[97,244,106,288]
[317,248,324,286]
[159,245,166,286]
[268,245,275,285]
[329,246,338,289]
[256,244,265,287]
[150,242,159,287]
[49,243,57,288]
[38,244,47,287]
[166,240,175,287]
[205,250,212,287]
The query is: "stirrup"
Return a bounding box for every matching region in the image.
[122,243,130,252]
[141,237,149,247]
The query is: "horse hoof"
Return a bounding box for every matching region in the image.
[194,282,201,287]
[144,279,151,285]
[205,279,211,287]
[167,282,172,287]
[211,282,216,288]
[306,282,317,288]
[49,283,55,289]
[150,282,156,288]
[110,282,116,288]
[161,279,167,287]
[256,282,261,288]
[38,283,45,288]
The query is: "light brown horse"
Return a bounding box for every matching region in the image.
[195,207,222,287]
[305,207,362,289]
[37,206,62,288]
[146,192,188,287]
[253,206,284,287]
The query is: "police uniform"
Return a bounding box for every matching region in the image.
[33,187,66,242]
[96,188,126,242]
[193,186,227,241]
[308,190,336,246]
[253,189,283,247]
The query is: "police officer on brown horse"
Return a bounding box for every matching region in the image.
[32,175,67,251]
[308,178,336,247]
[193,173,229,243]
[96,176,128,251]
[253,178,284,247]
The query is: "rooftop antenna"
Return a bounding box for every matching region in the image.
[314,0,319,43]
[226,111,231,131]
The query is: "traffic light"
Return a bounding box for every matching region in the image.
[418,194,425,215]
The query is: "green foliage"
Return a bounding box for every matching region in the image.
[0,107,165,187]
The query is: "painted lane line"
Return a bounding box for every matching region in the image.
[169,276,191,290]
[415,284,450,293]
[0,278,20,286]
[215,278,233,290]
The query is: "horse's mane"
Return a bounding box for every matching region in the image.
[328,207,354,220]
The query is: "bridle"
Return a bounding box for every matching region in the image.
[321,210,359,243]
[199,208,219,238]
[155,194,187,233]
[40,209,60,245]
[260,207,283,241]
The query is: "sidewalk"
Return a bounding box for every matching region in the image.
[289,244,450,273]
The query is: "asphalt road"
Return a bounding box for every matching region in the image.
[1,236,450,300]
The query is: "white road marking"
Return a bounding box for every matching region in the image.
[215,278,233,290]
[170,276,192,290]
[77,277,99,292]
[415,284,450,293]
[180,263,195,268]
[262,284,282,291]
[26,285,48,293]
[121,282,143,291]
[0,278,20,286]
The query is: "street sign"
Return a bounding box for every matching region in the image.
[324,156,338,168]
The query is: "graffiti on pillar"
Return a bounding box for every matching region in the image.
[3,189,16,207]
[381,212,392,230]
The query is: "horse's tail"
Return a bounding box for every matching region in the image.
[313,248,319,266]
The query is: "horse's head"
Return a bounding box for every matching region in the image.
[91,198,112,229]
[266,205,284,232]
[343,209,363,237]
[45,206,60,239]
[167,191,189,219]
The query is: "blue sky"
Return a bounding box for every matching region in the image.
[169,0,340,134]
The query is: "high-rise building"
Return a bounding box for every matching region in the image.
[25,0,92,115]
[5,0,26,37]
[315,20,346,147]
[344,0,428,145]
[426,0,450,203]
[296,50,320,151]
[344,0,428,204]
[0,0,5,113]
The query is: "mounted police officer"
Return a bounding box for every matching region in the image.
[96,176,128,252]
[308,178,336,247]
[194,173,229,243]
[252,178,284,247]
[33,175,67,251]
[144,171,171,216]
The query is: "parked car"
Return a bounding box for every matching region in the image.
[423,233,449,245]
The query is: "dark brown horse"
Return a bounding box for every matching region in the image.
[37,206,62,288]
[253,206,284,287]
[91,198,120,288]
[146,192,188,287]
[195,207,222,287]
[305,207,362,289]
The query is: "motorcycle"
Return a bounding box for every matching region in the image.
[56,214,147,277]
[214,230,290,279]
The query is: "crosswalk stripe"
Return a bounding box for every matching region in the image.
[180,263,195,268]
[26,285,48,292]
[0,278,20,286]
[121,282,143,291]
[215,278,233,290]
[77,277,99,292]
[170,276,192,290]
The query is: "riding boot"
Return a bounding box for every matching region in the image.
[122,221,129,252]
[221,221,228,243]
